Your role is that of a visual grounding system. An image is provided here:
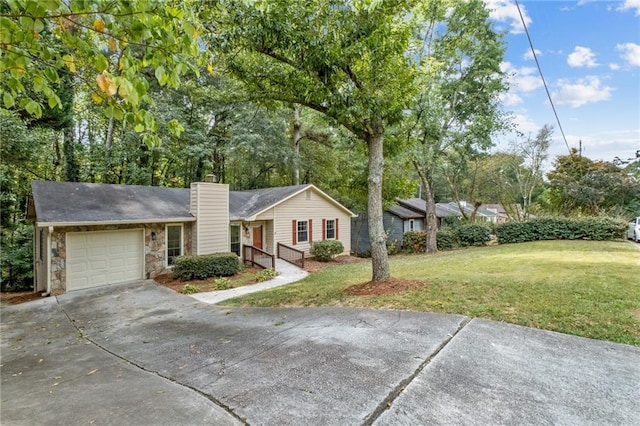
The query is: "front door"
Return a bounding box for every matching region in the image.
[252,226,263,250]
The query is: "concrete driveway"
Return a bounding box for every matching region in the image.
[2,281,639,425]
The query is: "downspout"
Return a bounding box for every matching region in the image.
[273,206,277,255]
[46,226,53,295]
[32,226,37,293]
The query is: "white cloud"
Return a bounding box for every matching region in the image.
[485,0,531,34]
[552,76,613,108]
[609,63,621,70]
[513,113,540,133]
[523,48,542,61]
[617,0,640,15]
[616,42,640,66]
[501,62,543,93]
[500,92,523,106]
[567,46,599,68]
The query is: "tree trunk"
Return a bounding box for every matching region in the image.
[63,126,79,182]
[414,161,438,253]
[291,105,301,185]
[366,128,390,282]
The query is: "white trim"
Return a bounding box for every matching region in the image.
[165,223,184,268]
[297,220,309,243]
[35,217,195,227]
[46,226,52,295]
[230,223,241,257]
[325,219,336,240]
[232,184,357,221]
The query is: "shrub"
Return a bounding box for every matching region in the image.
[456,224,492,247]
[311,240,344,262]
[495,216,627,244]
[436,229,459,251]
[1,223,33,292]
[255,268,279,282]
[172,252,240,280]
[213,278,232,290]
[403,231,427,253]
[182,284,198,295]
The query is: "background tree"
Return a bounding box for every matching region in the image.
[507,124,552,219]
[546,150,640,217]
[404,0,509,252]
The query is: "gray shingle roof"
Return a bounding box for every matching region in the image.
[229,185,312,220]
[387,204,424,220]
[31,181,193,225]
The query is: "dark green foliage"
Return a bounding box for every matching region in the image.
[404,225,491,252]
[456,224,492,247]
[311,240,344,262]
[403,231,427,253]
[436,229,459,251]
[495,217,627,244]
[172,253,240,280]
[1,223,33,291]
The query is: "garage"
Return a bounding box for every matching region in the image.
[66,230,144,291]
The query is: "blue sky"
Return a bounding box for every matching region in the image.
[487,0,639,166]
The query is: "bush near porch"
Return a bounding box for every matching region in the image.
[172,252,241,280]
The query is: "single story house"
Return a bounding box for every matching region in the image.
[351,198,507,254]
[29,178,355,295]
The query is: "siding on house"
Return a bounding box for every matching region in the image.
[191,182,229,255]
[351,211,404,255]
[273,189,351,256]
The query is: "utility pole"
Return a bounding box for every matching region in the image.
[579,140,582,157]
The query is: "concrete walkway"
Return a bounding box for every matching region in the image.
[189,258,308,304]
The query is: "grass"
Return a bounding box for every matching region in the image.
[221,240,640,346]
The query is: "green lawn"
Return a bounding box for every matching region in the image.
[222,240,640,346]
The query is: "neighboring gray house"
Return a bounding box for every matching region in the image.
[352,198,507,254]
[29,179,355,295]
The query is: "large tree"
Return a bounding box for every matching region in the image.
[1,0,203,141]
[404,0,509,252]
[210,0,417,281]
[546,150,640,217]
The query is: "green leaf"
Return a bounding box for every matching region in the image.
[25,100,42,117]
[134,123,145,132]
[3,92,15,109]
[154,66,166,86]
[95,55,109,73]
[33,19,44,33]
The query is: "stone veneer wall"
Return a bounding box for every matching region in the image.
[49,222,193,294]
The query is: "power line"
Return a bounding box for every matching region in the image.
[514,0,571,154]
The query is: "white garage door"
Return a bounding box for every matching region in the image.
[67,230,144,291]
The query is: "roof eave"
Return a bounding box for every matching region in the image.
[34,217,196,227]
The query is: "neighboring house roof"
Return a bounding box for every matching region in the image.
[387,204,424,220]
[230,184,356,221]
[395,198,464,219]
[30,181,194,226]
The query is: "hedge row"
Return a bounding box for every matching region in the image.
[172,252,241,280]
[403,224,492,253]
[495,217,627,244]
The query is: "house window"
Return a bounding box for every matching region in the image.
[230,224,241,257]
[326,219,335,239]
[297,220,308,243]
[410,220,414,231]
[166,225,182,266]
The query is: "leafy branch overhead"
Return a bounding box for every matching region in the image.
[0,0,203,139]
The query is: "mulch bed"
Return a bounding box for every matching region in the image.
[0,291,46,305]
[344,278,426,296]
[303,254,368,273]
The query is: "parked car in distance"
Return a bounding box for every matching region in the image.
[628,217,640,242]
